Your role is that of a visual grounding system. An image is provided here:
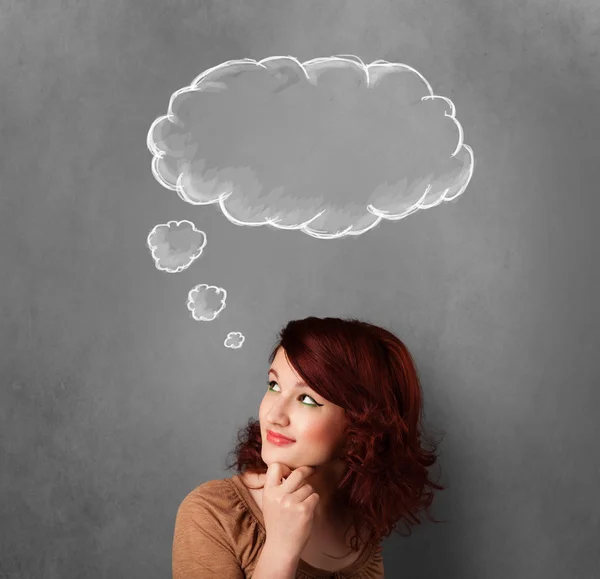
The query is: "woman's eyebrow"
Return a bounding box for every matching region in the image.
[268,368,307,388]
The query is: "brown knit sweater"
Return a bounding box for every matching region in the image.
[172,474,385,578]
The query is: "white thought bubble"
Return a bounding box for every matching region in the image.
[147,54,474,240]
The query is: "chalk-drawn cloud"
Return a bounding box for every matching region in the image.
[224,332,245,349]
[147,54,474,240]
[147,220,207,272]
[186,284,227,321]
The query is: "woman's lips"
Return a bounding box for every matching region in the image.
[266,430,296,446]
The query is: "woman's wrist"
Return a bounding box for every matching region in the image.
[252,539,301,579]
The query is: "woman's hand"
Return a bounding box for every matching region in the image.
[261,462,319,559]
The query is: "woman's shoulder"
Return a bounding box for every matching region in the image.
[173,476,263,578]
[178,476,242,518]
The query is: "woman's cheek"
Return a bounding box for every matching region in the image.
[300,423,334,447]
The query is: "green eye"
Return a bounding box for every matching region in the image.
[266,381,321,407]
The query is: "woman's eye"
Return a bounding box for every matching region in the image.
[266,380,318,406]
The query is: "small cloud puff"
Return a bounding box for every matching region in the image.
[224,333,245,349]
[186,284,227,321]
[147,220,207,272]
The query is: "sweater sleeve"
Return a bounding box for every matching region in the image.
[172,490,244,579]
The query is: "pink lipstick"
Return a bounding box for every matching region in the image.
[266,430,296,446]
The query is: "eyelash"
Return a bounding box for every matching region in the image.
[266,380,322,407]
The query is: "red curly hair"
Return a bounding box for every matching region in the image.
[224,316,448,553]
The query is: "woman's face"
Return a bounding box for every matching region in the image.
[258,347,347,472]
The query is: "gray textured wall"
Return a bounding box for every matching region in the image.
[2,1,599,578]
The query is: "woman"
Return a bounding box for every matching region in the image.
[172,316,447,578]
